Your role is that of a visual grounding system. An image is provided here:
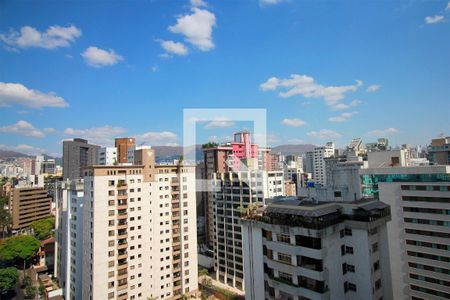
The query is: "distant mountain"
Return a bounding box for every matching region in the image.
[0,149,62,165]
[153,145,204,161]
[0,149,30,160]
[271,144,316,155]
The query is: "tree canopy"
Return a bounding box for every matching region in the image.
[30,216,55,240]
[0,267,18,292]
[202,142,219,149]
[0,235,40,263]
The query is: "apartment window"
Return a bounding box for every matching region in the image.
[276,234,290,244]
[375,279,382,290]
[277,253,292,265]
[373,260,380,271]
[372,242,379,253]
[278,271,292,283]
[346,246,354,254]
[108,190,114,196]
[344,228,352,236]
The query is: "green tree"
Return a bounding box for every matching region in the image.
[0,207,11,239]
[30,216,55,240]
[25,285,37,299]
[0,267,18,292]
[0,235,40,269]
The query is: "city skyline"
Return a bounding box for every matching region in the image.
[1,0,450,156]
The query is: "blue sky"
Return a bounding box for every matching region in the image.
[0,0,449,156]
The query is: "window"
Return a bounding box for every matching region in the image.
[277,234,290,244]
[277,253,292,265]
[344,228,352,236]
[373,260,380,271]
[375,279,382,290]
[372,242,379,253]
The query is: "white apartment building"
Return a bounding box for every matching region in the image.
[56,148,198,300]
[266,170,285,198]
[312,142,335,186]
[212,170,284,292]
[55,179,85,300]
[98,147,118,165]
[361,166,450,300]
[241,197,393,300]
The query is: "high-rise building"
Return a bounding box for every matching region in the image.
[202,131,271,246]
[55,179,85,300]
[98,147,118,165]
[56,147,198,300]
[312,142,335,186]
[360,165,450,300]
[63,138,100,180]
[8,186,52,230]
[241,197,393,300]
[115,137,135,163]
[304,151,314,174]
[428,136,450,165]
[42,159,56,174]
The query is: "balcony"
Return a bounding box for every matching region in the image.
[117,269,128,280]
[117,263,128,270]
[117,210,128,219]
[117,293,128,300]
[117,240,127,250]
[117,250,128,260]
[117,230,128,240]
[117,220,128,230]
[117,200,128,210]
[117,181,127,189]
[117,279,128,291]
[117,192,128,200]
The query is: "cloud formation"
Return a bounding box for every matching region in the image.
[425,15,445,24]
[169,7,216,51]
[281,118,307,127]
[0,120,46,138]
[0,82,68,108]
[260,0,284,6]
[307,129,342,139]
[0,25,81,50]
[160,40,188,56]
[367,84,381,92]
[328,111,358,123]
[204,117,235,129]
[64,125,127,146]
[367,128,398,137]
[260,74,363,107]
[0,144,48,156]
[81,46,123,67]
[137,131,178,146]
[191,0,207,7]
[330,99,362,111]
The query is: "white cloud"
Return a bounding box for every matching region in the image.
[447,1,450,10]
[0,120,45,137]
[0,82,68,108]
[260,0,284,6]
[330,99,362,110]
[0,25,81,50]
[81,46,123,67]
[169,7,216,51]
[43,128,55,134]
[367,128,398,137]
[191,0,207,7]
[64,125,127,146]
[307,129,342,139]
[328,111,358,123]
[137,131,178,146]
[204,117,235,129]
[160,40,188,56]
[260,74,363,107]
[281,118,306,127]
[287,138,305,144]
[151,65,159,72]
[425,15,445,24]
[367,84,381,92]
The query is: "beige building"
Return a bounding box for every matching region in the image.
[9,187,52,230]
[59,148,199,300]
[115,137,136,163]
